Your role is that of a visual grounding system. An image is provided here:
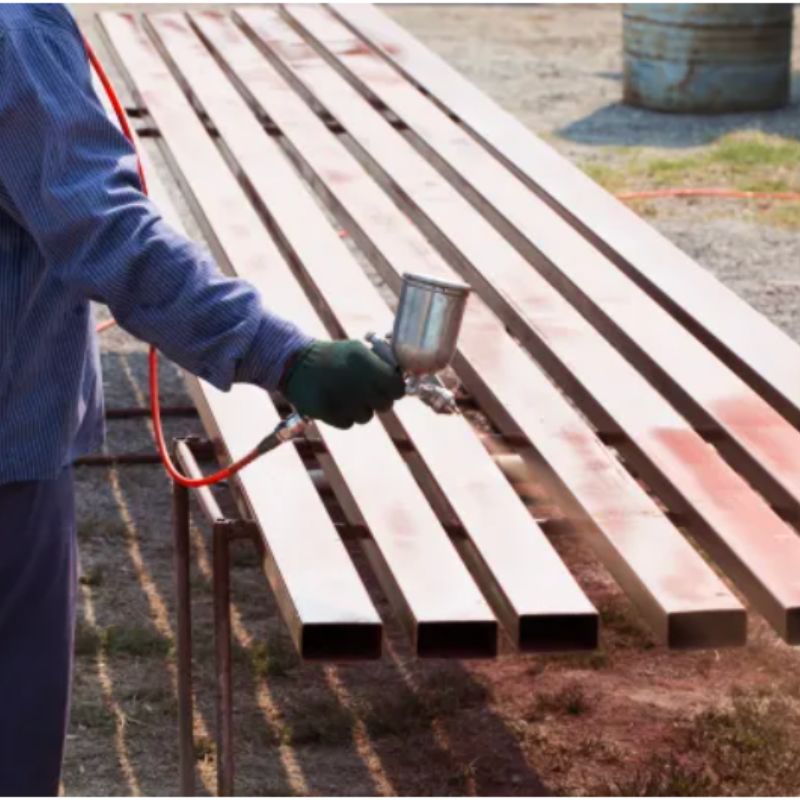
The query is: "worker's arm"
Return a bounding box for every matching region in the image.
[0,13,309,392]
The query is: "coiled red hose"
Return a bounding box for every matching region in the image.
[84,37,263,487]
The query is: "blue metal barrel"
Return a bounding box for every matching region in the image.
[623,4,793,112]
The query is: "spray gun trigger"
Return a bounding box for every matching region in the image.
[365,331,398,370]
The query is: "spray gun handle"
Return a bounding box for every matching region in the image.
[256,333,394,457]
[257,327,458,459]
[365,331,398,369]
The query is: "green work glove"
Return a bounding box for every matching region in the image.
[281,340,405,429]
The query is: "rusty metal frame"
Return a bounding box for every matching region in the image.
[73,405,201,467]
[171,437,261,796]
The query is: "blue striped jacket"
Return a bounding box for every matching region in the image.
[0,5,310,483]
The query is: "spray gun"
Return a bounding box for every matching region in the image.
[256,272,471,453]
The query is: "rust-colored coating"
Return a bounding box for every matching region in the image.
[219,8,746,648]
[212,520,235,796]
[102,11,496,657]
[331,3,800,435]
[243,6,800,643]
[181,9,598,652]
[170,475,196,796]
[292,7,800,518]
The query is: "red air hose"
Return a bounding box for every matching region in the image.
[84,38,265,487]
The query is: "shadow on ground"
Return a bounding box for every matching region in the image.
[559,72,800,148]
[67,348,548,796]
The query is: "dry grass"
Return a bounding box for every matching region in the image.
[583,131,800,229]
[74,621,171,659]
[531,683,592,719]
[596,689,800,796]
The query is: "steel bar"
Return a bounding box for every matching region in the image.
[74,440,214,469]
[292,6,800,519]
[171,462,196,797]
[156,10,596,654]
[106,404,197,419]
[174,442,254,795]
[332,4,800,433]
[74,452,163,466]
[175,439,226,524]
[227,8,746,649]
[103,11,495,658]
[247,6,800,644]
[212,521,235,796]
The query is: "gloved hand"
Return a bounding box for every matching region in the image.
[281,340,405,429]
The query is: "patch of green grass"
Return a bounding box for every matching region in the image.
[605,689,800,796]
[601,755,714,796]
[763,202,800,231]
[714,133,800,169]
[189,574,209,592]
[74,620,102,657]
[363,671,488,738]
[78,517,129,542]
[576,734,623,764]
[281,696,354,745]
[73,621,171,659]
[362,685,428,738]
[248,636,299,679]
[687,691,795,788]
[598,597,654,650]
[534,648,609,673]
[420,670,489,716]
[79,566,105,588]
[581,131,800,229]
[71,702,117,733]
[103,624,172,658]
[194,735,215,761]
[122,685,176,718]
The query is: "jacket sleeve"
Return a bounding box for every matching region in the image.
[0,19,311,391]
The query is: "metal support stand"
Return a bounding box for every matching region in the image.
[171,437,261,797]
[74,405,203,468]
[172,476,195,797]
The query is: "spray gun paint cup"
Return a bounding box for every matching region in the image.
[391,273,471,375]
[367,272,472,415]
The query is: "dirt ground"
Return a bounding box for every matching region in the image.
[62,4,800,797]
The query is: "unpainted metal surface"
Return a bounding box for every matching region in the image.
[174,8,597,652]
[255,5,800,643]
[217,6,745,649]
[329,3,800,436]
[102,10,496,658]
[292,6,800,523]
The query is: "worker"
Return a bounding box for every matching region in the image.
[0,5,405,795]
